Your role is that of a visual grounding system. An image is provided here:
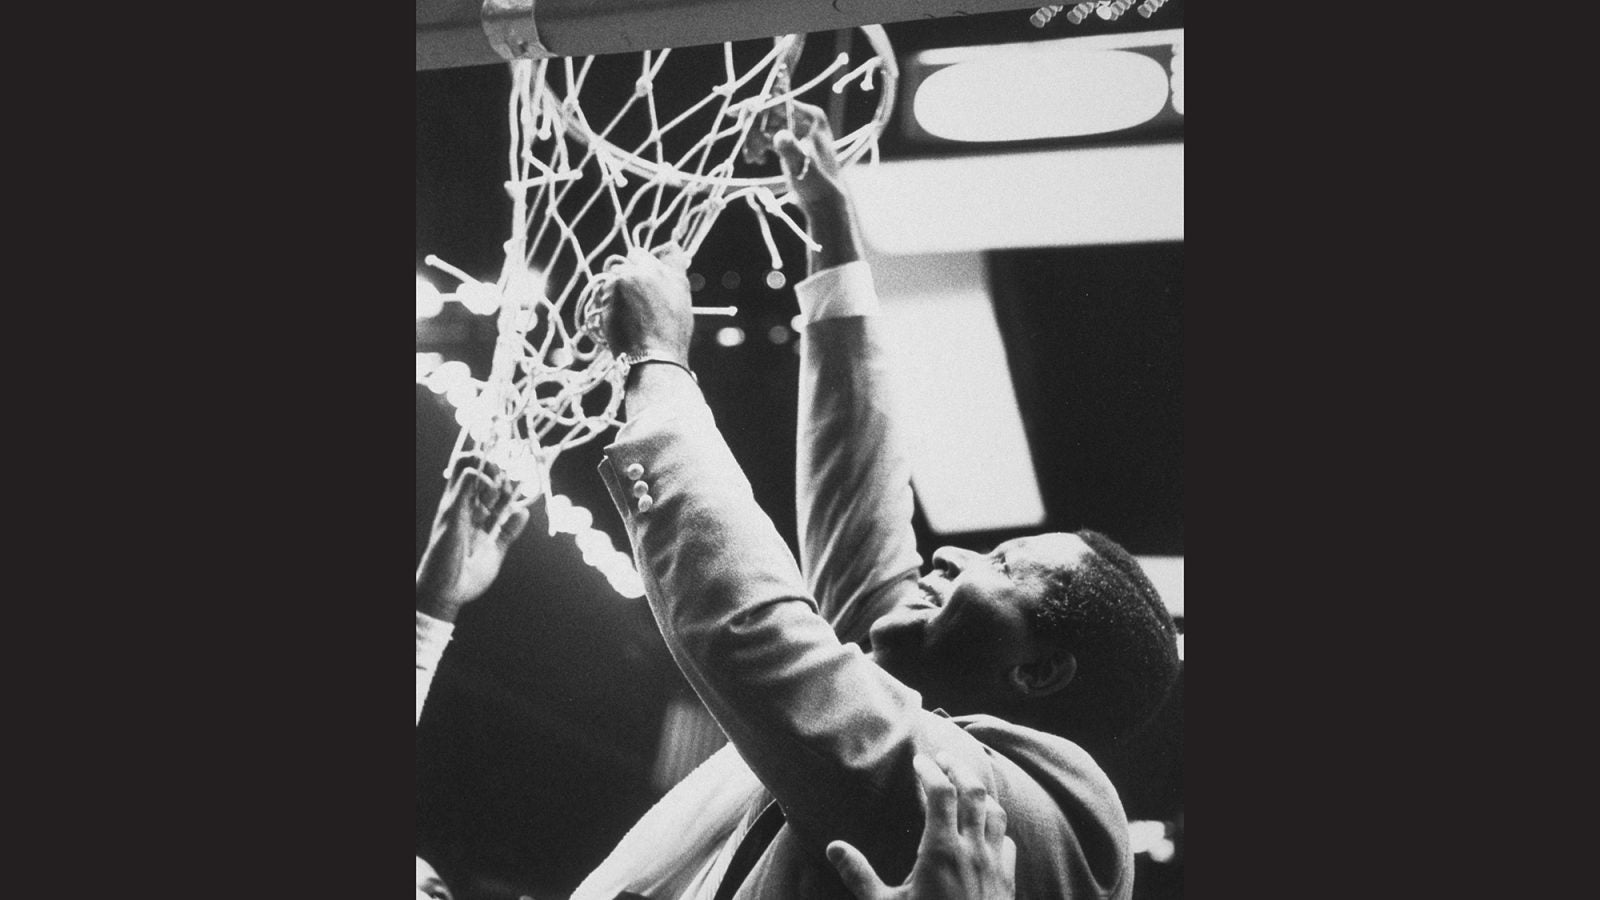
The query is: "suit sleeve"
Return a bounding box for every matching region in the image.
[598,394,991,886]
[793,261,924,645]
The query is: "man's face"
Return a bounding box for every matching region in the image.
[868,533,1091,713]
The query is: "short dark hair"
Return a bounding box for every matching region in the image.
[1028,530,1180,752]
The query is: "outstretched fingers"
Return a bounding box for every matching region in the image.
[494,504,532,552]
[825,840,887,900]
[651,240,690,272]
[493,485,541,551]
[913,752,959,836]
[984,793,1009,847]
[935,752,991,839]
[436,461,494,528]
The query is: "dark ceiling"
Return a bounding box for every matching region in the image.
[417,4,1183,898]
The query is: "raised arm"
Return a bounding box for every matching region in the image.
[772,105,922,644]
[415,463,533,724]
[597,248,995,887]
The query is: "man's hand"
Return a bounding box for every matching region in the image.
[604,244,695,366]
[415,462,534,622]
[760,102,864,273]
[766,102,847,216]
[826,753,1018,900]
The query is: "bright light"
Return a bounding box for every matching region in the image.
[554,503,593,534]
[913,50,1170,142]
[765,270,786,290]
[426,360,472,394]
[1128,820,1173,859]
[1135,556,1184,618]
[715,326,746,347]
[417,276,444,319]
[576,527,615,564]
[845,144,1182,252]
[789,314,805,333]
[415,352,444,383]
[456,281,501,316]
[1176,633,1185,661]
[444,379,478,409]
[607,564,646,598]
[873,251,1045,534]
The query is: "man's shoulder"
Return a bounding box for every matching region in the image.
[950,713,1117,794]
[949,713,1129,839]
[951,713,1134,899]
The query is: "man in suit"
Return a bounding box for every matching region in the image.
[415,463,1017,900]
[578,104,1179,899]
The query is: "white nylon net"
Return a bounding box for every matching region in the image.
[417,30,896,596]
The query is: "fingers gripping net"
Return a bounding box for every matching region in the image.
[421,28,897,595]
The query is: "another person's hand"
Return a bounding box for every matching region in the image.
[416,462,534,621]
[827,753,1018,900]
[604,244,695,366]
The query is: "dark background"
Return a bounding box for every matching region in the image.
[418,4,1184,897]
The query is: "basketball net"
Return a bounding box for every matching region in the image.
[418,29,897,597]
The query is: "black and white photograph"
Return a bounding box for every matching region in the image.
[416,3,1185,898]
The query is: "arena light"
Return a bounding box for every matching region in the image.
[417,276,444,319]
[1128,820,1175,860]
[425,360,472,395]
[1136,556,1184,618]
[845,143,1182,252]
[913,51,1169,142]
[870,250,1046,535]
[905,28,1183,146]
[415,352,444,383]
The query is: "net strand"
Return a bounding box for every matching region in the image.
[421,28,897,593]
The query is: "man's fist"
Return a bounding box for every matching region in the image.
[602,244,694,365]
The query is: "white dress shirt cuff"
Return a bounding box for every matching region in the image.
[416,610,454,672]
[794,260,880,324]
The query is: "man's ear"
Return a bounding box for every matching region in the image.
[1008,648,1076,699]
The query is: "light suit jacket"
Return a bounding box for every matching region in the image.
[577,263,1132,900]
